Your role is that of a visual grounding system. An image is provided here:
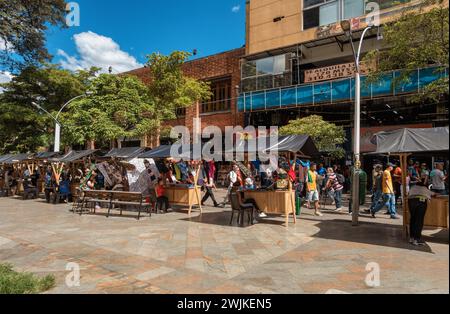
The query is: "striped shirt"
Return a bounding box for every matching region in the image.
[327,173,343,191]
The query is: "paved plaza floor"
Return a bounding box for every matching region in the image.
[0,191,448,294]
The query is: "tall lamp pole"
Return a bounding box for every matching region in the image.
[341,20,373,226]
[32,92,92,153]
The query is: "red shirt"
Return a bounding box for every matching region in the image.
[156,185,165,197]
[393,167,402,183]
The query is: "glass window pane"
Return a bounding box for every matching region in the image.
[257,75,273,90]
[256,57,274,76]
[304,0,326,8]
[344,0,364,19]
[273,55,286,74]
[303,7,320,29]
[320,1,338,26]
[242,78,256,92]
[242,61,256,78]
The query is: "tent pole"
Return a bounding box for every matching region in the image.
[400,153,411,239]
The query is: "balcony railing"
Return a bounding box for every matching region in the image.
[237,66,448,112]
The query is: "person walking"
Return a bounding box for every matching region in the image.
[369,164,383,213]
[306,163,323,217]
[371,163,399,219]
[201,176,220,208]
[408,179,436,246]
[430,163,448,195]
[325,168,344,212]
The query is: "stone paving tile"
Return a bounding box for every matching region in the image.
[0,194,448,294]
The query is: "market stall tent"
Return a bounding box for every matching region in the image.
[373,127,449,154]
[104,147,146,160]
[373,127,449,235]
[225,135,320,159]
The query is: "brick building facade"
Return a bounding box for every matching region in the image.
[127,48,245,147]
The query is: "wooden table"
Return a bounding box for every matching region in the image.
[243,190,297,226]
[164,185,203,215]
[425,196,449,229]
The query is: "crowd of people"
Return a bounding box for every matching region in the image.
[1,156,448,243]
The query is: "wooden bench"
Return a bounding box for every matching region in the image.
[109,191,150,220]
[81,190,112,214]
[77,190,150,220]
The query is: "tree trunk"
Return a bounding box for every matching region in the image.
[86,140,95,150]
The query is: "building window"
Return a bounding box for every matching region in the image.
[303,0,412,30]
[201,78,232,114]
[176,107,186,117]
[343,0,364,19]
[241,54,290,92]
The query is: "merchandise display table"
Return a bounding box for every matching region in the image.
[164,185,203,215]
[243,190,297,226]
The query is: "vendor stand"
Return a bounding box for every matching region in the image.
[27,152,62,193]
[230,135,320,227]
[52,150,100,196]
[373,127,449,236]
[99,147,147,191]
[0,154,32,195]
[139,145,203,215]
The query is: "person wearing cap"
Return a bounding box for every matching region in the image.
[371,163,399,219]
[306,163,323,217]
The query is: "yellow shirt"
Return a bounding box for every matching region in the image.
[382,170,394,194]
[307,170,317,192]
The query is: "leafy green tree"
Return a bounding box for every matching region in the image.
[0,65,94,153]
[365,0,449,102]
[280,115,346,158]
[60,74,157,149]
[144,51,211,122]
[0,0,68,70]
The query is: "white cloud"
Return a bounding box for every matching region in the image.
[231,5,241,13]
[58,31,142,74]
[0,71,13,93]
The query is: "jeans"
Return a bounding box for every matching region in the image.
[370,190,382,210]
[408,198,428,241]
[334,189,343,209]
[372,193,396,216]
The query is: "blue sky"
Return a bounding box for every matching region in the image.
[45,0,246,74]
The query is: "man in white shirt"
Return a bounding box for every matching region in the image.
[430,163,448,195]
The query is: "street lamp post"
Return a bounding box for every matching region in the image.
[32,92,92,153]
[341,20,373,226]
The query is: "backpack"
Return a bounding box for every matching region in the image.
[337,174,345,185]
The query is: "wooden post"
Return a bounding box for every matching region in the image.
[400,153,411,238]
[189,163,203,215]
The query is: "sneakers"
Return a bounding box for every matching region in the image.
[390,215,400,220]
[259,212,268,218]
[411,239,426,246]
[315,211,324,217]
[335,207,344,212]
